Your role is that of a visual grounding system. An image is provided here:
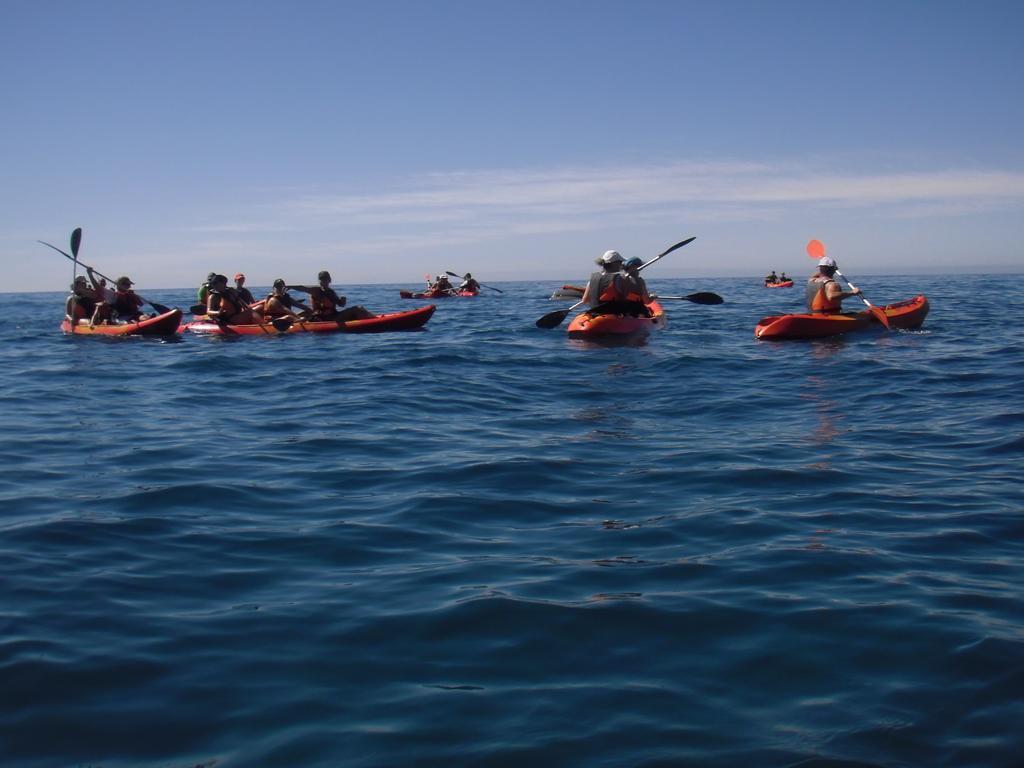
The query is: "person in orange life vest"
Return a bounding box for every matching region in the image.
[65,275,97,324]
[111,276,149,322]
[620,257,653,316]
[233,273,255,305]
[262,278,310,320]
[806,257,860,314]
[430,274,454,294]
[580,250,629,312]
[289,271,372,321]
[205,274,256,324]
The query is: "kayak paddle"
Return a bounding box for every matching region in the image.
[445,271,504,293]
[806,239,890,329]
[535,236,698,329]
[653,292,724,305]
[536,299,586,329]
[38,230,173,315]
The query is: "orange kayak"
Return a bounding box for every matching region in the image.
[60,308,183,336]
[765,280,794,288]
[185,305,435,335]
[567,300,666,337]
[755,295,929,340]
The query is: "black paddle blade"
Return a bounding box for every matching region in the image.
[148,301,172,314]
[70,228,82,258]
[271,318,294,332]
[536,308,572,329]
[685,292,724,305]
[658,236,696,259]
[190,304,207,315]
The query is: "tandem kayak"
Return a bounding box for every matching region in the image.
[186,305,435,335]
[754,295,929,340]
[400,289,477,299]
[61,308,183,336]
[765,281,794,288]
[567,300,666,337]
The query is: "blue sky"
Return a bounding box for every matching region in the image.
[3,0,1022,291]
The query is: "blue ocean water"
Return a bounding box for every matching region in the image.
[1,274,1022,768]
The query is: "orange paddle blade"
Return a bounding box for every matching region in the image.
[806,239,826,259]
[870,305,891,330]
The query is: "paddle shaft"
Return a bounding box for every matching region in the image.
[834,269,889,329]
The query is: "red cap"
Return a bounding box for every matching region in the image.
[234,273,245,281]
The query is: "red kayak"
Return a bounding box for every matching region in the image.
[765,280,794,288]
[755,295,929,340]
[567,300,666,337]
[186,305,435,335]
[400,289,477,299]
[549,284,585,299]
[61,308,183,336]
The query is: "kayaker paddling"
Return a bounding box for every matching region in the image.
[197,272,216,306]
[807,257,860,314]
[458,273,481,294]
[765,270,778,286]
[111,276,150,323]
[621,257,653,313]
[289,271,372,322]
[581,250,641,315]
[234,273,255,305]
[263,278,311,320]
[205,274,257,324]
[65,275,97,325]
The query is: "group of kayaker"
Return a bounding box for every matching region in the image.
[764,270,790,285]
[196,271,373,325]
[579,250,653,315]
[61,243,868,332]
[65,269,149,327]
[425,272,480,295]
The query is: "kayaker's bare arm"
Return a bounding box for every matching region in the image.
[825,282,861,302]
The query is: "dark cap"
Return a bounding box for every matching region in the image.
[317,270,331,281]
[273,278,286,287]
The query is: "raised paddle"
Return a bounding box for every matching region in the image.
[806,239,890,329]
[445,271,504,293]
[652,292,724,305]
[38,231,173,315]
[535,236,698,329]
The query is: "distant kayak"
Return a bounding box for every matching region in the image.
[400,289,477,299]
[61,308,183,336]
[567,300,666,337]
[755,295,929,340]
[549,284,585,300]
[765,281,794,288]
[186,305,435,335]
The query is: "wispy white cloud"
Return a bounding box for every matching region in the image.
[197,160,1024,243]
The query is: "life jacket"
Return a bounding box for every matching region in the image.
[264,292,297,317]
[208,289,239,317]
[806,276,841,313]
[311,287,340,315]
[585,271,626,307]
[114,290,141,316]
[621,274,647,303]
[67,293,92,321]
